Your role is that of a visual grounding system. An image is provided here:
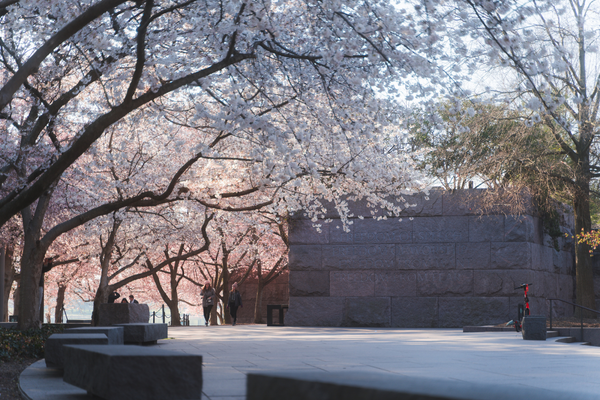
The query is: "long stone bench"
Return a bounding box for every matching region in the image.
[246,371,580,400]
[63,344,202,400]
[45,333,108,369]
[115,323,168,345]
[65,326,124,345]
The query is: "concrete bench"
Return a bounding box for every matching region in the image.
[45,333,108,369]
[522,315,546,340]
[98,303,149,326]
[115,323,168,344]
[63,344,202,400]
[247,371,577,400]
[65,326,124,345]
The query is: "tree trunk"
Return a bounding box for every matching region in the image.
[18,243,46,329]
[55,284,67,323]
[168,300,181,326]
[573,178,597,317]
[221,269,230,325]
[254,282,265,324]
[2,246,13,322]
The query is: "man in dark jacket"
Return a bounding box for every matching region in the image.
[108,292,120,303]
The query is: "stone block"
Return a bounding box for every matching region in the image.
[115,323,167,344]
[438,297,510,328]
[342,297,390,327]
[376,271,417,297]
[45,333,108,369]
[522,316,546,340]
[64,327,124,345]
[505,215,538,243]
[323,244,395,270]
[473,270,533,296]
[289,245,322,271]
[416,271,473,296]
[289,271,329,297]
[396,244,455,270]
[392,297,438,328]
[98,303,150,326]
[288,219,329,245]
[469,215,504,242]
[247,371,577,400]
[491,242,532,270]
[442,189,484,216]
[413,216,469,242]
[456,243,491,269]
[63,344,202,400]
[329,218,412,244]
[286,297,344,326]
[397,189,444,217]
[531,244,553,272]
[330,271,374,297]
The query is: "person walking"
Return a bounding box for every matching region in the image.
[201,281,216,326]
[227,282,242,326]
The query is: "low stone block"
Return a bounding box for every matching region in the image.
[522,316,546,340]
[115,323,168,344]
[64,327,124,345]
[342,297,390,327]
[98,303,150,326]
[247,371,576,400]
[392,297,438,328]
[285,297,344,326]
[63,344,202,400]
[289,271,329,297]
[45,333,108,369]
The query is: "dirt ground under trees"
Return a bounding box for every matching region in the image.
[0,358,37,400]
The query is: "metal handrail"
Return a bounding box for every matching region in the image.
[548,298,600,342]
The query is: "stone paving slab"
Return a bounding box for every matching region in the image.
[20,326,600,400]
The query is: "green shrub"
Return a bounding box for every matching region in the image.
[0,325,64,361]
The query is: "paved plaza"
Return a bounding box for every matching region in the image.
[20,326,600,399]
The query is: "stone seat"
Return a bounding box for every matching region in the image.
[65,326,124,344]
[98,303,149,326]
[115,323,168,344]
[247,371,577,400]
[63,344,202,400]
[45,333,108,369]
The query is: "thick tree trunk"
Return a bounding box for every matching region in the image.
[168,300,181,326]
[573,178,597,317]
[221,269,230,325]
[54,284,67,323]
[18,243,46,329]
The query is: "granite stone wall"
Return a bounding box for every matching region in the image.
[285,190,576,328]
